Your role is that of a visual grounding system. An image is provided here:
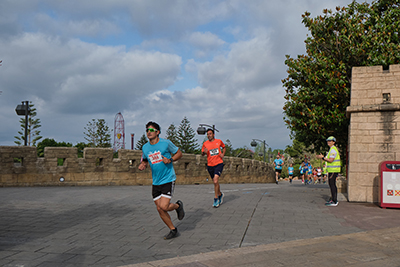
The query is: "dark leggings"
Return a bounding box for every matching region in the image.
[328,173,338,203]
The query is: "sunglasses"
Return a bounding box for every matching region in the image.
[146,128,157,133]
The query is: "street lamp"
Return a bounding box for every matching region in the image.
[197,124,219,135]
[250,139,268,162]
[15,101,30,146]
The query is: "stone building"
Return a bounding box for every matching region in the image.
[347,64,400,202]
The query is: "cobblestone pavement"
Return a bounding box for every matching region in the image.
[1,181,400,267]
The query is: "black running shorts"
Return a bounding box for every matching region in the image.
[207,163,224,179]
[152,181,175,201]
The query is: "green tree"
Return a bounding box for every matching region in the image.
[165,123,179,146]
[83,119,112,148]
[282,1,400,159]
[252,142,269,162]
[224,139,234,156]
[36,138,72,157]
[177,116,199,154]
[233,146,254,159]
[75,142,91,158]
[14,102,42,146]
[284,139,307,166]
[136,133,148,150]
[271,149,284,159]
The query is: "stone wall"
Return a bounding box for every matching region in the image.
[0,146,275,187]
[346,64,400,202]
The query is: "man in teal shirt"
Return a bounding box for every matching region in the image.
[139,121,185,239]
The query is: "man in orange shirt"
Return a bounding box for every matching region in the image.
[202,128,226,208]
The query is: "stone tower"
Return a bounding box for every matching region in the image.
[347,65,400,202]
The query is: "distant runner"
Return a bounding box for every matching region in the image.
[202,128,226,208]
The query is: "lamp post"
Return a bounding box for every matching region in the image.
[197,124,219,135]
[15,101,30,146]
[250,139,268,162]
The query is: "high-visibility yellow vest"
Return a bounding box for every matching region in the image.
[327,146,341,173]
[322,162,327,175]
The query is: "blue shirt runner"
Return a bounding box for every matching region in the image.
[142,138,179,185]
[274,159,283,170]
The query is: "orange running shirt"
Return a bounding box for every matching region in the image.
[202,139,225,167]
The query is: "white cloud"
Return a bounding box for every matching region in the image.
[123,31,288,148]
[186,31,226,58]
[197,31,282,92]
[0,0,369,149]
[0,32,182,115]
[34,13,121,38]
[188,32,225,49]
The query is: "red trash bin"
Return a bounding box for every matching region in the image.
[380,161,400,209]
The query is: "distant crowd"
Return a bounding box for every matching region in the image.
[273,136,341,207]
[273,154,328,185]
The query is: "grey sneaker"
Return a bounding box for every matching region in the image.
[164,228,179,240]
[218,192,224,205]
[175,200,185,220]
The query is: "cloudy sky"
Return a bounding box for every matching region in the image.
[0,0,365,151]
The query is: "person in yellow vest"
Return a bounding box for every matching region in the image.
[316,136,341,206]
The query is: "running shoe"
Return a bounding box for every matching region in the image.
[326,201,338,207]
[218,192,224,205]
[276,181,278,185]
[164,228,179,240]
[175,200,185,220]
[328,202,339,207]
[213,198,219,208]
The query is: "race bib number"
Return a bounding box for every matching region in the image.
[209,148,219,156]
[148,151,163,164]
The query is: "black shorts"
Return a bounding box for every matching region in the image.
[275,169,282,173]
[152,181,175,201]
[207,163,224,179]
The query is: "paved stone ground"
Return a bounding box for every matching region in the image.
[127,226,400,267]
[1,181,399,267]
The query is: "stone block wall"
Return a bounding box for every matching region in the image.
[347,64,400,202]
[0,146,275,187]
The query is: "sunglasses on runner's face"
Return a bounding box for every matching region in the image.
[146,128,157,133]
